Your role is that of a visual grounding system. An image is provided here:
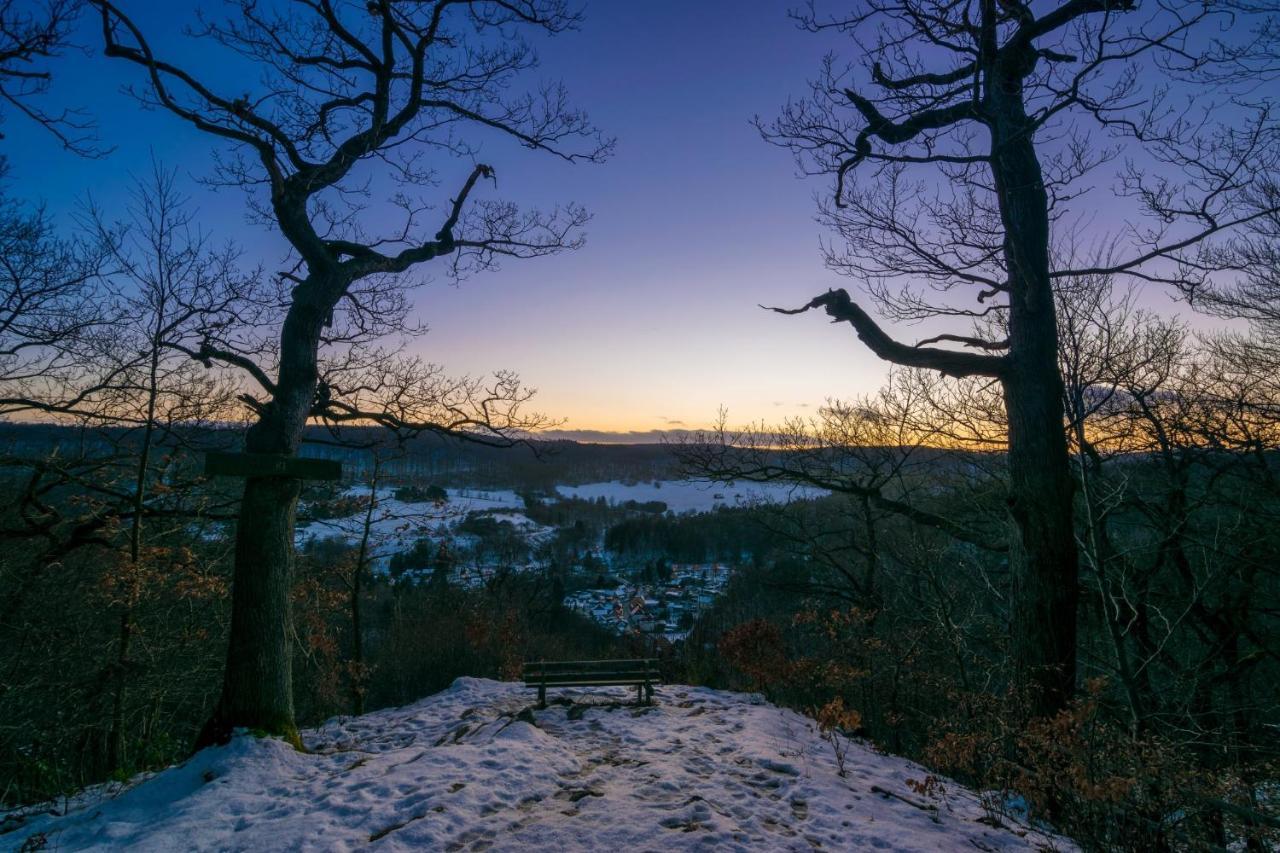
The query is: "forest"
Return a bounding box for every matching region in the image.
[0,0,1278,851]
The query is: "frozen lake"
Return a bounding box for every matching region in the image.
[556,479,827,514]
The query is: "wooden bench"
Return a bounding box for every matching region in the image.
[522,658,661,708]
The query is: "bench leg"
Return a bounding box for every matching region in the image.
[645,681,654,705]
[538,683,546,709]
[636,683,643,704]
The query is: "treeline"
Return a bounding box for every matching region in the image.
[314,431,682,490]
[603,505,784,565]
[0,423,683,493]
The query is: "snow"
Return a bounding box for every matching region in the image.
[301,487,526,539]
[2,679,1072,852]
[556,479,827,514]
[443,488,526,514]
[294,487,538,569]
[292,480,827,571]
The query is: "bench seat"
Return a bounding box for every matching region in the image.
[523,658,661,706]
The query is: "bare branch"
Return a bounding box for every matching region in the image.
[766,289,1007,378]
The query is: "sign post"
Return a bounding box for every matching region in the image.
[204,451,342,481]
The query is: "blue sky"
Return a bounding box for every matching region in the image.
[3,0,1211,437]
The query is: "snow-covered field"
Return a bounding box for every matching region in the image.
[295,487,538,568]
[557,479,827,514]
[2,679,1071,852]
[292,480,826,570]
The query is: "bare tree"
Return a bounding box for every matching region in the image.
[0,166,251,785]
[0,0,100,154]
[0,178,114,415]
[1190,181,1280,361]
[90,0,610,743]
[678,375,1005,552]
[83,163,255,770]
[296,437,457,715]
[762,0,1280,715]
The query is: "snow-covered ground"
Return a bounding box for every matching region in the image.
[557,479,827,514]
[2,679,1071,852]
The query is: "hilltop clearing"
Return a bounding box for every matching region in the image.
[3,679,1070,852]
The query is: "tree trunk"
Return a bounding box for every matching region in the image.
[111,317,163,768]
[107,608,132,771]
[990,79,1079,718]
[198,294,330,748]
[199,475,303,746]
[351,559,365,715]
[1003,361,1079,715]
[1074,419,1145,732]
[350,458,378,716]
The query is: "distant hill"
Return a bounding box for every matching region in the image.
[0,420,997,492]
[0,422,686,489]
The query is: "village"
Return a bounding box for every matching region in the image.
[562,562,733,643]
[292,483,766,642]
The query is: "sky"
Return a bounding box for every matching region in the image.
[1,0,1214,439]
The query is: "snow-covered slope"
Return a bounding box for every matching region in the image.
[2,679,1072,852]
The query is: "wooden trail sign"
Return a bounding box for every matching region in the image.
[204,451,342,481]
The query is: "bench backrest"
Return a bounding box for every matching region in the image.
[523,658,660,684]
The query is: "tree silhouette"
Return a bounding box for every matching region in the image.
[765,0,1279,715]
[91,0,610,743]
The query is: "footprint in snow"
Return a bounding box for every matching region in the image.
[748,772,785,790]
[553,787,604,803]
[758,758,801,776]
